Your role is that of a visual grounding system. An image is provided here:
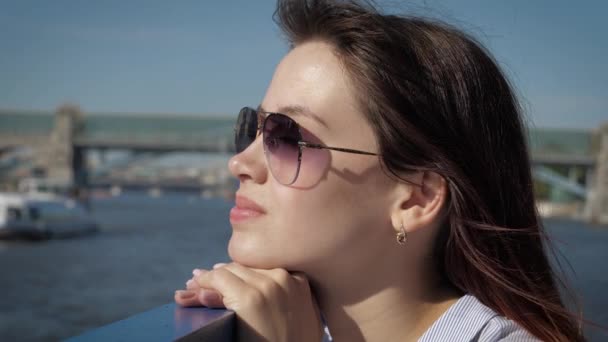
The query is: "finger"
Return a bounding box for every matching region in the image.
[254,267,293,287]
[221,263,272,285]
[222,263,290,300]
[292,272,321,315]
[195,267,257,310]
[290,271,311,289]
[197,288,225,308]
[175,288,225,308]
[186,278,201,290]
[175,290,202,307]
[290,272,324,337]
[239,266,297,296]
[186,269,210,290]
[192,268,207,277]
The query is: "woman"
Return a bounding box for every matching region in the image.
[175,0,585,340]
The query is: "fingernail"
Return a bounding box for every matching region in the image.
[176,290,196,299]
[213,263,227,269]
[186,279,195,287]
[192,269,202,276]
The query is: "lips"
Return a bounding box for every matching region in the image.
[235,195,266,213]
[230,194,266,223]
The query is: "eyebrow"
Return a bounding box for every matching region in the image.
[258,104,329,129]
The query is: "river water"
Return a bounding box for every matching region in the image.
[0,192,606,341]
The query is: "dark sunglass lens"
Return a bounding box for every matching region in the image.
[235,107,259,153]
[263,114,302,185]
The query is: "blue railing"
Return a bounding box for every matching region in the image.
[66,304,235,341]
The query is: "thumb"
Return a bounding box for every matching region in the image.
[291,272,325,336]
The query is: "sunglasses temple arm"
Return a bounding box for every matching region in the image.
[298,141,378,156]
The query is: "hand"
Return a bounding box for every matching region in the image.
[174,263,324,342]
[175,267,223,308]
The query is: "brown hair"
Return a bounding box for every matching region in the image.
[274,0,585,340]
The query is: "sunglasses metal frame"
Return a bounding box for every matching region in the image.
[235,107,379,184]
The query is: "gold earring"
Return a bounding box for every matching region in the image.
[396,224,407,245]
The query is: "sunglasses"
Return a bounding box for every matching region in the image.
[234,107,378,185]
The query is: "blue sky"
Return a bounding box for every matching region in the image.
[0,0,606,129]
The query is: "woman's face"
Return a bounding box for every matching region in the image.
[228,41,399,273]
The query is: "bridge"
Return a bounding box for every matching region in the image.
[1,106,607,224]
[0,106,236,193]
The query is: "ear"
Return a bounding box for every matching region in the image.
[390,171,448,235]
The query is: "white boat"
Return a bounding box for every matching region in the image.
[0,192,98,240]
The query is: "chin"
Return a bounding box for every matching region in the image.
[227,234,283,269]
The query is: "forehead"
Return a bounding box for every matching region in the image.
[261,41,364,134]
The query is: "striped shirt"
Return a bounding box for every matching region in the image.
[323,294,540,341]
[419,294,540,341]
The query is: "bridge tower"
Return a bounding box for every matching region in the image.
[42,104,84,186]
[586,123,608,224]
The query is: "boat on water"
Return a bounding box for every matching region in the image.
[0,192,98,240]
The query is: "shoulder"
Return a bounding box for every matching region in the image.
[475,314,541,341]
[419,294,540,342]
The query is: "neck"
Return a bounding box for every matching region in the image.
[308,256,461,342]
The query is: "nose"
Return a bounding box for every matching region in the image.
[228,134,268,184]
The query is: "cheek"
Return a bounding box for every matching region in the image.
[288,175,392,262]
[227,180,358,269]
[228,159,394,270]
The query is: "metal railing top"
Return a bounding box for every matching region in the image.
[65,303,235,342]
